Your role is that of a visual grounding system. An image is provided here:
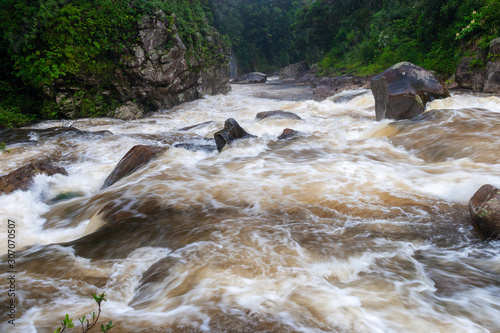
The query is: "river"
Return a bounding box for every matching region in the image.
[1,81,500,332]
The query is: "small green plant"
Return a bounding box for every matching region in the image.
[0,142,10,154]
[54,293,114,333]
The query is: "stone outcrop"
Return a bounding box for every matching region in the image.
[279,61,309,81]
[484,61,500,93]
[43,10,231,119]
[102,145,166,189]
[0,161,68,194]
[469,184,500,240]
[231,72,267,84]
[455,38,500,93]
[214,118,256,152]
[114,101,144,120]
[371,62,450,121]
[255,110,302,121]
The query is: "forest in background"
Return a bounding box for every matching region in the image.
[0,0,499,128]
[208,0,499,76]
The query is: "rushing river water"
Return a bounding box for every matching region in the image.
[1,81,500,332]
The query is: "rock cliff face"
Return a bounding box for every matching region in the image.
[455,38,500,93]
[47,10,231,119]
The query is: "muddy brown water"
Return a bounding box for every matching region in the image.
[1,83,500,332]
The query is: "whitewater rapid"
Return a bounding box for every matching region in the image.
[1,82,500,332]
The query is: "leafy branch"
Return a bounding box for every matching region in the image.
[54,293,114,333]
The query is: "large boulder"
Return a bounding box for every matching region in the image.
[213,118,256,152]
[469,184,500,240]
[279,61,309,81]
[371,62,450,121]
[0,161,68,194]
[102,145,166,189]
[231,72,267,84]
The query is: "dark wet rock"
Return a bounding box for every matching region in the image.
[177,121,214,131]
[279,61,309,81]
[255,110,302,121]
[231,72,267,84]
[114,101,144,120]
[277,128,300,140]
[102,145,166,189]
[469,184,500,240]
[313,75,370,101]
[371,62,450,121]
[213,118,256,152]
[0,161,68,194]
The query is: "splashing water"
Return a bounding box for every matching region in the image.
[1,83,500,332]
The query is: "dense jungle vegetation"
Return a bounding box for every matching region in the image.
[0,0,498,128]
[0,0,216,128]
[208,0,499,75]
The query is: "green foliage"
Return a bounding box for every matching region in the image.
[0,105,35,129]
[207,0,309,73]
[0,141,10,154]
[290,0,499,77]
[54,293,113,333]
[0,0,223,123]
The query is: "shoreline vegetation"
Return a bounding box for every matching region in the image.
[1,0,499,129]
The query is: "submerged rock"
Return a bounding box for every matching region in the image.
[277,128,300,140]
[0,127,112,145]
[102,145,166,189]
[177,121,214,131]
[0,161,68,194]
[213,118,256,152]
[255,110,302,121]
[469,184,500,240]
[371,62,450,121]
[231,72,267,84]
[174,140,217,153]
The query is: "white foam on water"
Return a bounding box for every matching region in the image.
[3,84,500,332]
